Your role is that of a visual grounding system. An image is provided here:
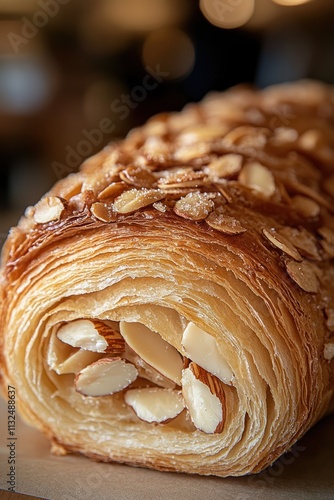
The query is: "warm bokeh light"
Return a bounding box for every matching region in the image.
[246,0,279,29]
[200,0,255,29]
[142,28,195,80]
[272,0,312,5]
[0,0,36,14]
[99,0,190,32]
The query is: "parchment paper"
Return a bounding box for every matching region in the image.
[0,398,333,500]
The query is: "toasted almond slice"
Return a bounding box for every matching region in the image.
[298,129,324,151]
[173,143,211,162]
[158,170,207,190]
[223,126,268,149]
[318,226,334,258]
[120,321,183,385]
[91,202,117,222]
[262,228,302,261]
[285,260,319,293]
[271,127,298,146]
[324,343,334,361]
[181,322,233,384]
[119,166,157,188]
[325,308,334,332]
[179,125,227,144]
[206,212,246,235]
[174,192,215,221]
[291,195,320,218]
[142,136,170,157]
[75,358,138,397]
[206,154,242,179]
[182,363,225,434]
[97,181,126,200]
[47,330,102,374]
[152,201,167,213]
[278,227,320,260]
[124,388,185,423]
[286,180,333,211]
[34,196,65,224]
[57,319,125,354]
[54,349,103,375]
[113,188,165,214]
[238,162,275,197]
[124,347,176,389]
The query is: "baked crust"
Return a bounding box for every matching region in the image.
[0,80,334,476]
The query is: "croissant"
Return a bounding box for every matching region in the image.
[1,80,334,477]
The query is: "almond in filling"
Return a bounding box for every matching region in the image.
[124,388,185,423]
[48,318,230,434]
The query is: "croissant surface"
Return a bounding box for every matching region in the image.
[1,80,334,476]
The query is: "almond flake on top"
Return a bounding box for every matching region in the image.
[174,192,215,221]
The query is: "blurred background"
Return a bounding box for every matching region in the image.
[0,0,334,242]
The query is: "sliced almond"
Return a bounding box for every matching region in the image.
[262,228,302,261]
[206,154,242,179]
[119,321,183,385]
[173,143,211,162]
[142,136,170,157]
[285,260,319,293]
[291,195,320,218]
[124,388,185,423]
[57,319,125,354]
[206,211,246,235]
[75,358,138,397]
[33,196,65,224]
[152,201,167,213]
[238,162,275,197]
[97,182,126,200]
[91,202,117,222]
[286,180,333,211]
[318,226,334,258]
[181,322,233,384]
[271,127,298,146]
[144,118,167,136]
[182,363,225,434]
[54,349,103,375]
[173,192,215,221]
[298,129,324,151]
[325,307,334,332]
[113,188,165,214]
[214,183,233,203]
[119,166,157,188]
[179,125,227,144]
[324,343,334,361]
[157,169,207,190]
[47,330,102,374]
[278,227,320,260]
[222,126,268,149]
[125,348,176,389]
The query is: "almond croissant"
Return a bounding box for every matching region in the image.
[1,80,334,476]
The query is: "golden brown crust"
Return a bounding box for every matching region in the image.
[0,80,334,476]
